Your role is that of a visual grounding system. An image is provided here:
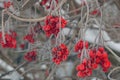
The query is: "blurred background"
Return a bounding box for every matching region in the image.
[0,0,120,80]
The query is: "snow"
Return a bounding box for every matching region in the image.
[62,27,120,52]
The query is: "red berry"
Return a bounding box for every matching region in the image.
[96,51,102,57]
[86,69,92,76]
[85,41,89,48]
[76,64,85,71]
[77,53,81,58]
[103,61,111,68]
[43,16,67,37]
[102,52,108,58]
[24,50,37,62]
[77,71,84,77]
[96,58,101,64]
[82,59,87,65]
[4,1,13,8]
[52,43,69,65]
[0,32,17,49]
[23,34,35,43]
[103,68,108,72]
[89,50,95,58]
[98,47,105,53]
[92,63,98,69]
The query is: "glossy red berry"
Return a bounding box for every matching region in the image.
[77,71,85,77]
[78,64,85,71]
[86,69,92,76]
[74,40,89,52]
[102,52,108,59]
[52,43,69,65]
[23,34,35,43]
[76,59,93,78]
[24,50,37,62]
[20,44,25,49]
[43,16,67,37]
[103,60,111,68]
[4,1,13,8]
[76,46,111,78]
[96,51,102,57]
[92,63,98,69]
[89,50,95,58]
[0,31,17,49]
[90,9,101,16]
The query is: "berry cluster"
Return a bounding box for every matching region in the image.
[10,31,17,38]
[76,59,93,77]
[52,43,69,65]
[43,15,67,37]
[74,40,89,58]
[89,47,111,72]
[90,9,101,16]
[76,45,111,78]
[24,50,37,62]
[0,31,17,48]
[40,0,58,9]
[23,34,35,44]
[74,40,89,52]
[4,1,13,8]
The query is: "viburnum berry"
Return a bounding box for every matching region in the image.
[94,47,111,72]
[76,64,85,71]
[82,58,88,65]
[77,71,85,77]
[102,52,108,59]
[98,46,104,53]
[43,15,67,37]
[10,30,17,38]
[52,43,69,65]
[90,9,101,16]
[96,50,102,58]
[0,31,17,49]
[20,44,25,49]
[4,1,13,8]
[77,53,81,58]
[76,46,111,78]
[76,59,93,78]
[91,63,98,69]
[23,34,35,44]
[24,50,37,62]
[95,57,101,64]
[89,50,95,58]
[40,0,58,10]
[86,69,92,76]
[74,40,89,52]
[103,60,111,68]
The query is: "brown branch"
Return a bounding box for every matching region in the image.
[5,10,46,22]
[3,0,67,22]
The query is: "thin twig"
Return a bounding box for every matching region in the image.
[108,67,120,80]
[1,10,6,43]
[105,45,120,62]
[22,0,30,8]
[46,65,57,80]
[0,61,28,78]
